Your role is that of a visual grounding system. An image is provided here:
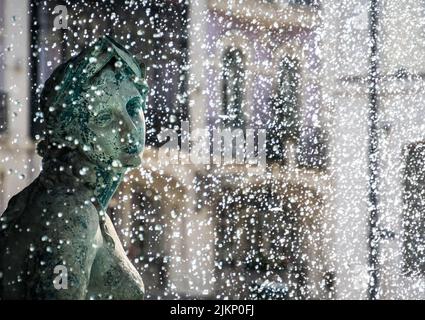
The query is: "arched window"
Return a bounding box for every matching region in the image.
[402,143,425,276]
[222,47,246,128]
[215,187,310,299]
[276,56,300,137]
[267,55,301,161]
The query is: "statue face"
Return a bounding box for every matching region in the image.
[81,65,146,168]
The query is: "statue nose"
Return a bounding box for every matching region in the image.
[121,111,145,152]
[121,116,139,137]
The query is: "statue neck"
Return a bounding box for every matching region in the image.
[94,166,125,210]
[41,148,125,211]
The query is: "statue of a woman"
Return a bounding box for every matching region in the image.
[0,36,148,299]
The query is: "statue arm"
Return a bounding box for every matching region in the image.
[87,214,144,300]
[31,197,100,300]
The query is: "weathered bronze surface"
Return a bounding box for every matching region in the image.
[0,36,148,299]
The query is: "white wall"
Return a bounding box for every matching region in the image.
[0,0,39,213]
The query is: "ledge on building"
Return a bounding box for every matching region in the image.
[208,0,320,30]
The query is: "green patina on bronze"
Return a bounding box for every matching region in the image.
[0,36,148,299]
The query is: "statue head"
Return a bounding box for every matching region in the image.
[38,36,148,169]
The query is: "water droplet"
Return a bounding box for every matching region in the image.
[79,167,89,176]
[112,160,122,168]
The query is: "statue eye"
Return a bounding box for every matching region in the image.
[94,111,113,127]
[126,97,143,118]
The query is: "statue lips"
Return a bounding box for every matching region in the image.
[122,153,142,167]
[125,143,143,155]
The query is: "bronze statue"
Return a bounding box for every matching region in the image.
[0,36,147,299]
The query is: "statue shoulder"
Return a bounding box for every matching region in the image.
[40,191,101,240]
[0,178,39,230]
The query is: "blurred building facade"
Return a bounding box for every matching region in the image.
[321,0,425,299]
[0,0,424,300]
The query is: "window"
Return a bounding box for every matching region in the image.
[215,187,309,299]
[263,196,308,299]
[267,56,300,161]
[0,2,6,134]
[297,126,327,169]
[0,91,7,133]
[222,47,246,128]
[145,1,189,147]
[0,170,4,212]
[215,189,269,299]
[402,142,425,276]
[216,202,264,269]
[125,189,169,299]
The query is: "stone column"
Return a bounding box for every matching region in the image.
[170,0,215,297]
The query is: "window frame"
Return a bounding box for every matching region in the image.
[402,141,425,277]
[215,31,254,129]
